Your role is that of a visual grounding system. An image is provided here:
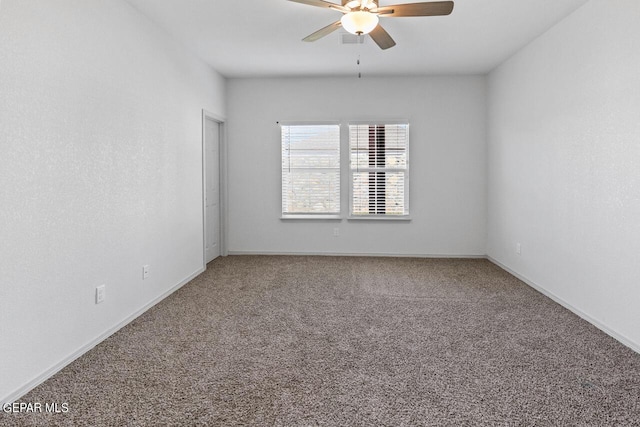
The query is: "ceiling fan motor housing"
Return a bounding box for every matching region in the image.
[343,0,378,10]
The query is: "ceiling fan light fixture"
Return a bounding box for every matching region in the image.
[341,11,379,35]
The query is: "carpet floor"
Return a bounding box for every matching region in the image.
[4,256,640,426]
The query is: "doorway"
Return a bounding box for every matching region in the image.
[203,111,225,264]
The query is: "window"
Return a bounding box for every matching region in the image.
[349,123,409,217]
[281,124,340,216]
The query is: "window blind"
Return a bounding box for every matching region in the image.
[281,124,340,215]
[350,123,409,216]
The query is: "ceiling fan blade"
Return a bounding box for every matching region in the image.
[288,0,350,13]
[303,21,343,42]
[369,24,396,50]
[376,1,454,17]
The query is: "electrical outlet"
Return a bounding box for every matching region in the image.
[96,285,106,304]
[143,265,150,280]
[516,243,521,255]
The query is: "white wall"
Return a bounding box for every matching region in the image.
[487,0,640,350]
[227,76,486,256]
[0,0,226,402]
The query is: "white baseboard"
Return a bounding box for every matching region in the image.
[228,250,486,259]
[1,266,205,405]
[487,256,640,355]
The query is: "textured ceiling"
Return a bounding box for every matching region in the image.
[125,0,590,78]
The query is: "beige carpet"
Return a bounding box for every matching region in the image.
[4,256,640,426]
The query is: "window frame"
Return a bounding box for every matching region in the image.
[280,121,342,220]
[347,121,411,221]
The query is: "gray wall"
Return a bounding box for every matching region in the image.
[0,0,226,402]
[227,76,487,256]
[487,0,640,351]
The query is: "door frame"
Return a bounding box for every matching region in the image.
[202,109,228,268]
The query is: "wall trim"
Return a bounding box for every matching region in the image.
[487,256,640,355]
[1,267,205,405]
[228,250,486,259]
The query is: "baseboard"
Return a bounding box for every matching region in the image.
[228,250,486,259]
[487,256,640,355]
[1,266,205,405]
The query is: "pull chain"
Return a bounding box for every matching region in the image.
[357,31,364,79]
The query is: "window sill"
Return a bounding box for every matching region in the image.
[280,215,343,221]
[348,215,412,221]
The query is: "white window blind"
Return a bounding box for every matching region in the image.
[349,123,409,216]
[281,124,340,215]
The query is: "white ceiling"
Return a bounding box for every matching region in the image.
[125,0,590,78]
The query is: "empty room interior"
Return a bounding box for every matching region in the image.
[1,0,639,424]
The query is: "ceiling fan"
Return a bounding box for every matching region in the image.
[287,0,454,50]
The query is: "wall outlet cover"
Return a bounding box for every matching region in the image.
[96,285,106,304]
